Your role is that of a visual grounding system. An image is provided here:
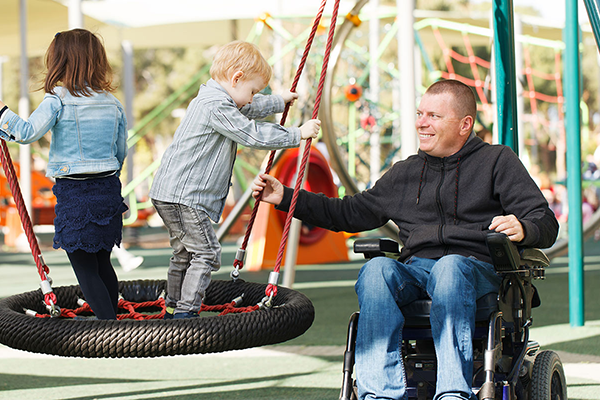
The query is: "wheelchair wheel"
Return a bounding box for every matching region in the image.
[530,350,567,400]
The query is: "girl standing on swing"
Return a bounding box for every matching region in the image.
[0,29,127,320]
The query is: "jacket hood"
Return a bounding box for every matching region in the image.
[417,133,486,166]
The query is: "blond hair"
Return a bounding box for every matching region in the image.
[210,41,272,84]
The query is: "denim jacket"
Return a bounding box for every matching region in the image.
[0,87,127,178]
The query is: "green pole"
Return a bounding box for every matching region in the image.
[492,0,519,153]
[565,0,585,327]
[583,0,600,51]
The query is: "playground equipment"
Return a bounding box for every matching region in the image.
[0,161,56,246]
[0,279,314,358]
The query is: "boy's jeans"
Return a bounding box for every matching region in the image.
[354,255,502,400]
[152,200,221,313]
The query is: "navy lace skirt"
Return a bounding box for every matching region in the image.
[52,175,128,253]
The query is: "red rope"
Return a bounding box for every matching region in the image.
[0,141,57,310]
[265,0,341,299]
[33,298,260,320]
[233,0,330,270]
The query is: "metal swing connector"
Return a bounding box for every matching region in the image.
[231,294,244,307]
[45,298,61,318]
[258,271,280,308]
[231,249,246,281]
[258,294,274,309]
[40,274,60,317]
[38,255,51,284]
[39,278,53,296]
[24,308,38,317]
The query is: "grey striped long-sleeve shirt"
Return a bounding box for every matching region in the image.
[149,79,302,222]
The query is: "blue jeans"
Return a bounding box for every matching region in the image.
[152,200,221,314]
[354,255,502,400]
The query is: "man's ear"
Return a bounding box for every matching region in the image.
[460,115,474,136]
[231,71,244,87]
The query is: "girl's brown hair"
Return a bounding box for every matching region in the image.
[43,29,114,97]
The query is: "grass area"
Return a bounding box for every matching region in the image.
[548,336,600,357]
[534,265,600,327]
[137,388,340,400]
[283,286,358,347]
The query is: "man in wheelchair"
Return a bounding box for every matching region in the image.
[252,79,560,400]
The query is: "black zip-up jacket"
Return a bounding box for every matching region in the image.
[277,136,559,264]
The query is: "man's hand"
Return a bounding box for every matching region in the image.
[281,90,299,106]
[489,214,524,242]
[252,173,284,206]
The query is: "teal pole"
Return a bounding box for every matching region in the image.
[492,0,519,153]
[565,0,585,327]
[583,0,600,51]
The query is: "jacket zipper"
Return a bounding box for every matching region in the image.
[437,160,452,256]
[436,161,445,247]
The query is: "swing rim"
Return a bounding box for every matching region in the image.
[0,278,315,358]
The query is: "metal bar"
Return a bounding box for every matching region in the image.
[583,0,600,51]
[565,0,585,327]
[492,0,519,153]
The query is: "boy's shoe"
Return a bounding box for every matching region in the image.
[173,311,199,319]
[163,307,175,320]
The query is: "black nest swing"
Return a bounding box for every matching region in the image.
[0,279,314,358]
[0,132,315,359]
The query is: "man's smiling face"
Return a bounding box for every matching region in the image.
[415,92,473,158]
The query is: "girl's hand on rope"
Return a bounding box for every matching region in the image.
[282,90,299,106]
[489,214,525,242]
[299,119,321,140]
[252,173,284,206]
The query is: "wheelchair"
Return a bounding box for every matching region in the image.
[340,232,567,400]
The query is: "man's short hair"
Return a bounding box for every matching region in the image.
[425,79,477,120]
[210,41,272,85]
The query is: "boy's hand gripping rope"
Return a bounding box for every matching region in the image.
[231,0,331,281]
[0,141,60,317]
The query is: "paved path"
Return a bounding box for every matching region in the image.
[0,340,598,399]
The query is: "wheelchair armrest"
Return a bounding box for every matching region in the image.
[353,238,400,259]
[520,248,550,269]
[486,232,549,276]
[486,232,522,272]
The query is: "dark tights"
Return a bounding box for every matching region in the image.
[66,249,119,320]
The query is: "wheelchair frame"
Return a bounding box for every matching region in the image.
[340,233,567,400]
